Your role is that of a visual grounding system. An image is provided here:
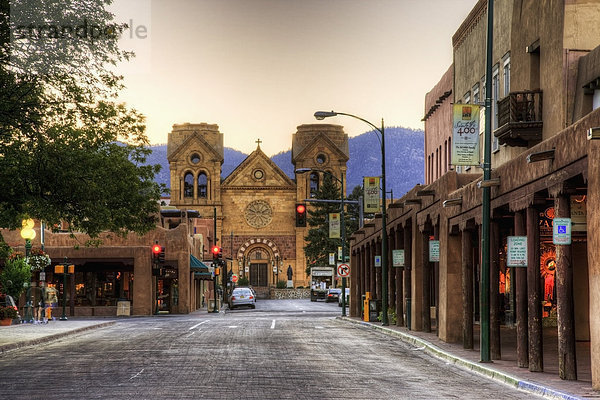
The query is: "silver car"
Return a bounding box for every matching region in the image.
[228,287,256,310]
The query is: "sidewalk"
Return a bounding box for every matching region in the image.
[339,316,599,400]
[0,319,115,353]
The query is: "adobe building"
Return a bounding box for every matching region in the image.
[350,0,600,390]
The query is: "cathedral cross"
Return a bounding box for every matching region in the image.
[255,138,262,147]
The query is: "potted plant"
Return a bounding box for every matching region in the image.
[0,305,18,326]
[26,248,51,272]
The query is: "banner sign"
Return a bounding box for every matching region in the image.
[392,249,405,267]
[507,236,527,267]
[452,104,481,166]
[329,213,340,239]
[329,253,336,265]
[363,177,381,213]
[429,240,440,262]
[374,255,381,267]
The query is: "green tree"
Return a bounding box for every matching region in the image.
[0,0,165,236]
[303,176,361,276]
[0,257,31,298]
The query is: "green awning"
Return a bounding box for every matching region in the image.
[191,254,211,280]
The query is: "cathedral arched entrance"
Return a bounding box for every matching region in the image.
[237,238,281,298]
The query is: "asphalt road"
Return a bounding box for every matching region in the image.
[0,299,540,399]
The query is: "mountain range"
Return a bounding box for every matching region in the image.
[145,127,424,199]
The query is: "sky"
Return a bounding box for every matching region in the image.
[110,0,478,156]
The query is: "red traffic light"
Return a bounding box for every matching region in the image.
[152,244,161,254]
[211,246,220,256]
[296,204,306,214]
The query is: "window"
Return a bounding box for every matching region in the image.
[316,153,327,165]
[464,92,471,105]
[472,83,480,105]
[190,153,201,164]
[197,172,207,198]
[503,53,511,97]
[183,172,194,198]
[492,65,500,152]
[309,172,319,198]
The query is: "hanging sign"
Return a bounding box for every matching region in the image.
[329,253,336,265]
[553,218,572,245]
[507,236,527,267]
[451,104,481,166]
[392,249,405,267]
[329,213,340,239]
[429,240,440,262]
[363,177,381,213]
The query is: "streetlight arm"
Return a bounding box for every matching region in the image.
[314,111,382,147]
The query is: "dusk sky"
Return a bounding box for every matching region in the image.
[111,0,478,156]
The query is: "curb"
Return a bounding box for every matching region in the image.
[337,317,583,400]
[0,321,116,354]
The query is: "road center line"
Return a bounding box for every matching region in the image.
[271,319,276,329]
[189,320,209,330]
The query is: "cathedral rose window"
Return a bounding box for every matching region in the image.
[245,200,273,229]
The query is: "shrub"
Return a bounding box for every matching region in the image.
[0,256,31,299]
[237,276,249,287]
[276,280,287,289]
[0,306,18,320]
[377,309,397,325]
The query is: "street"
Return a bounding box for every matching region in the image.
[0,299,540,399]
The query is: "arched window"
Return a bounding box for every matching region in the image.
[197,172,207,198]
[309,172,319,198]
[183,172,194,198]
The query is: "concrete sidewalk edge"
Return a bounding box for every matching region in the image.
[338,317,582,400]
[0,321,116,354]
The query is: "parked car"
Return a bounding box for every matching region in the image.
[228,287,256,310]
[325,288,342,303]
[338,288,350,307]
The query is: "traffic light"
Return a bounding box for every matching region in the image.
[152,244,161,263]
[158,246,165,263]
[211,246,222,260]
[295,203,307,227]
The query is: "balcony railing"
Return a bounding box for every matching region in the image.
[494,90,543,147]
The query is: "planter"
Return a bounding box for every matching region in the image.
[0,318,12,326]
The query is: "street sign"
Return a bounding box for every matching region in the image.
[429,240,440,262]
[231,274,238,283]
[329,253,336,265]
[553,218,572,245]
[392,249,405,267]
[507,236,527,267]
[374,255,381,267]
[337,263,350,277]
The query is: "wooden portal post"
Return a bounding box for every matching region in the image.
[389,233,396,315]
[422,229,431,333]
[514,210,529,368]
[490,220,501,359]
[369,242,376,298]
[555,195,577,380]
[462,228,474,349]
[404,223,412,329]
[395,228,404,326]
[527,206,543,372]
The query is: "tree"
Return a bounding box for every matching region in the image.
[0,0,165,236]
[303,176,362,276]
[0,256,31,299]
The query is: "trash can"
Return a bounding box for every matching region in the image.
[207,299,221,312]
[368,299,381,322]
[117,301,131,316]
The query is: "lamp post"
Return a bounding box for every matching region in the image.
[314,111,388,325]
[296,167,347,316]
[54,258,74,321]
[20,219,36,323]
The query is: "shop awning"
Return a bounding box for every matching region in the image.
[190,254,212,280]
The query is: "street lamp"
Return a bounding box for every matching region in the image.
[20,219,36,323]
[296,167,348,316]
[313,110,389,326]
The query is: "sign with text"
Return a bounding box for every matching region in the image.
[553,218,572,245]
[392,249,405,267]
[429,240,440,262]
[507,236,527,267]
[329,253,336,265]
[570,195,587,231]
[363,177,381,213]
[452,104,481,166]
[329,213,340,239]
[374,255,381,267]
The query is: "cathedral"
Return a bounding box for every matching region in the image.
[166,122,349,296]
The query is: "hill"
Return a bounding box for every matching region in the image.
[146,127,424,199]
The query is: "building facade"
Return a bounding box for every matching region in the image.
[350,0,600,389]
